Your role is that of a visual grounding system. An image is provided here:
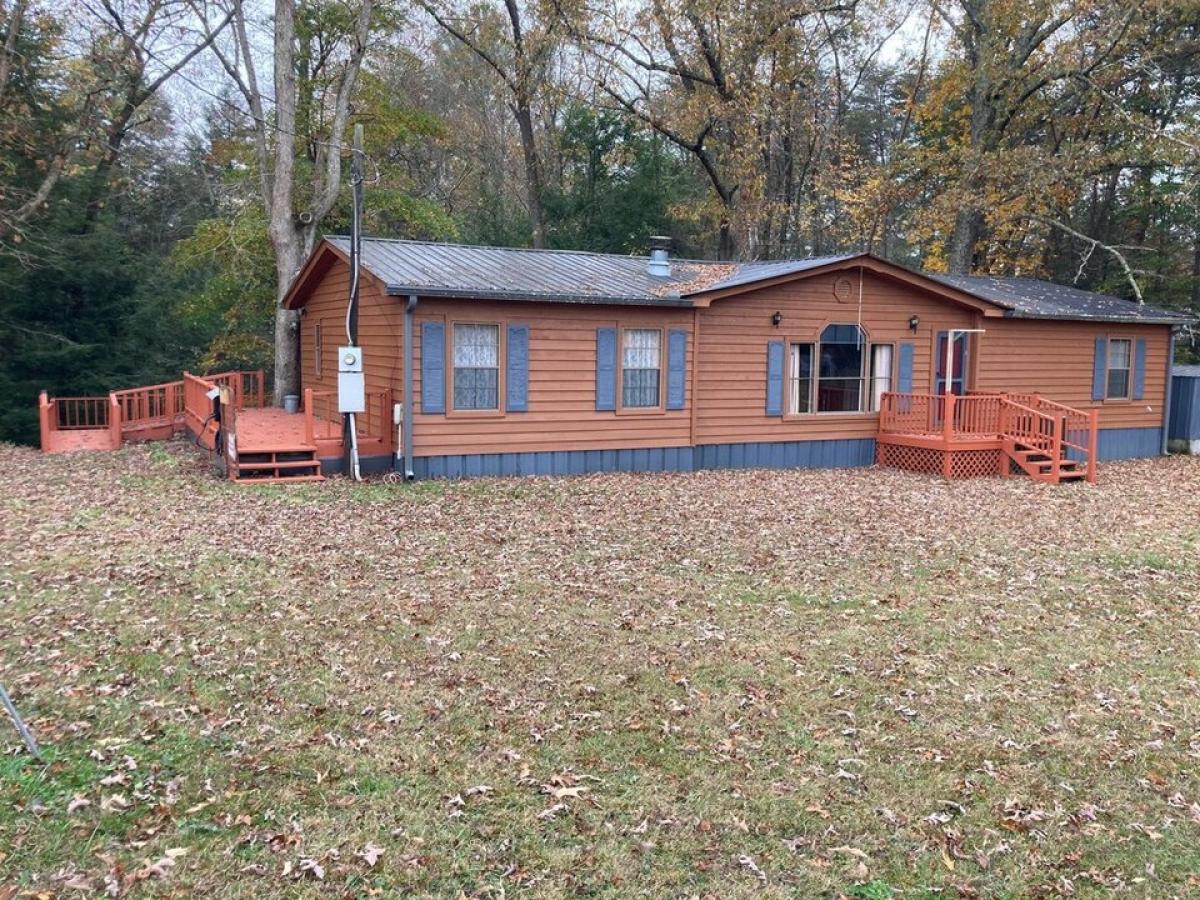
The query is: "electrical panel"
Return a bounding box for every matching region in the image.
[338,345,365,413]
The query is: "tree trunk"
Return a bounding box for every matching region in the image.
[947,206,982,274]
[513,98,546,248]
[269,0,300,404]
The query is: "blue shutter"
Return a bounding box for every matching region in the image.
[596,327,617,411]
[506,324,529,411]
[766,340,784,416]
[1092,336,1107,401]
[1132,336,1147,400]
[666,329,687,410]
[897,342,914,393]
[421,321,445,413]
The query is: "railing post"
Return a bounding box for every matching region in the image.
[38,391,53,451]
[942,392,955,445]
[1051,414,1063,480]
[1087,408,1099,484]
[303,388,315,445]
[108,393,122,450]
[257,369,265,407]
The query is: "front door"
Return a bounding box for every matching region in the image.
[935,331,969,395]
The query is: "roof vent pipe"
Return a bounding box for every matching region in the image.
[647,235,671,277]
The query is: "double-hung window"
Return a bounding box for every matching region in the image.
[1106,338,1132,399]
[452,323,500,410]
[789,343,814,414]
[869,344,893,412]
[622,328,661,408]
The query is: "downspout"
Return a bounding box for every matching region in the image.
[1162,328,1176,455]
[403,294,417,480]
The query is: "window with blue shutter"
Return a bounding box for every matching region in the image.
[666,329,687,410]
[766,340,784,416]
[596,327,617,411]
[1132,337,1147,400]
[421,321,445,413]
[1092,336,1107,401]
[506,324,529,411]
[897,341,914,393]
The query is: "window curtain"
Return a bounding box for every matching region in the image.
[453,324,499,409]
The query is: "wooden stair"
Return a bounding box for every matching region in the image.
[230,448,324,484]
[1004,442,1088,484]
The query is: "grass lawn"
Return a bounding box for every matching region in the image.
[2,440,1200,898]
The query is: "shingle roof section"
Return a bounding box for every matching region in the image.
[929,274,1191,325]
[329,236,1194,324]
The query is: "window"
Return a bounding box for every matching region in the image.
[452,323,500,410]
[1106,338,1132,399]
[789,343,814,414]
[817,324,865,412]
[869,343,893,411]
[314,321,323,377]
[622,328,661,408]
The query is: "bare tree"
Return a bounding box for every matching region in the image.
[418,0,556,248]
[201,0,374,403]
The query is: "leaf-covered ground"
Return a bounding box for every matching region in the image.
[2,440,1199,898]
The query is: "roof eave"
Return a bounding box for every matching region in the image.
[1003,309,1193,326]
[383,285,694,307]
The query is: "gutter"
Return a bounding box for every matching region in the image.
[384,285,694,307]
[402,294,417,480]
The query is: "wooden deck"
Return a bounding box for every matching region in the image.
[876,391,1099,483]
[233,408,315,454]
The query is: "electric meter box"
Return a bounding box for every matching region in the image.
[338,345,365,413]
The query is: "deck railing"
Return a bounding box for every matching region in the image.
[881,390,1099,483]
[879,392,1002,439]
[304,388,393,454]
[112,380,185,433]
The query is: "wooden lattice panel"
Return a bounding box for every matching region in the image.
[877,442,1003,480]
[949,448,1002,479]
[876,442,943,475]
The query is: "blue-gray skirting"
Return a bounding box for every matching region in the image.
[1096,427,1162,461]
[407,438,876,480]
[320,429,1161,480]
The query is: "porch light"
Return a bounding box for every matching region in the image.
[908,314,920,332]
[772,311,782,327]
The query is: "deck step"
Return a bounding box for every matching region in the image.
[230,446,324,484]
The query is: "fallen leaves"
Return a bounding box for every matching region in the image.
[3,443,1200,895]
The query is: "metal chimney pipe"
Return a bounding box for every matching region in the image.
[647,235,671,277]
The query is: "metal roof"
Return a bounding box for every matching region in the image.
[929,274,1192,325]
[328,237,1194,324]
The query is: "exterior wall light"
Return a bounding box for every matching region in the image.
[908,315,920,332]
[772,311,782,327]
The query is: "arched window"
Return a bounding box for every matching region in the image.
[788,324,894,414]
[817,324,865,412]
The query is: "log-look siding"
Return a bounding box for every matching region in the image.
[694,269,980,444]
[297,258,1171,460]
[972,317,1168,429]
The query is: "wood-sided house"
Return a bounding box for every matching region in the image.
[282,237,1191,481]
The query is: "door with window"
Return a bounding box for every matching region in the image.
[934,332,969,396]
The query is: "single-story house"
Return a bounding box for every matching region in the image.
[281,236,1192,481]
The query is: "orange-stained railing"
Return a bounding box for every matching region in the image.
[304,388,393,455]
[53,396,111,430]
[882,390,1099,484]
[112,380,185,434]
[206,369,265,411]
[879,392,1001,439]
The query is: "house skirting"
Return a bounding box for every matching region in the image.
[1096,427,1162,461]
[315,427,1161,480]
